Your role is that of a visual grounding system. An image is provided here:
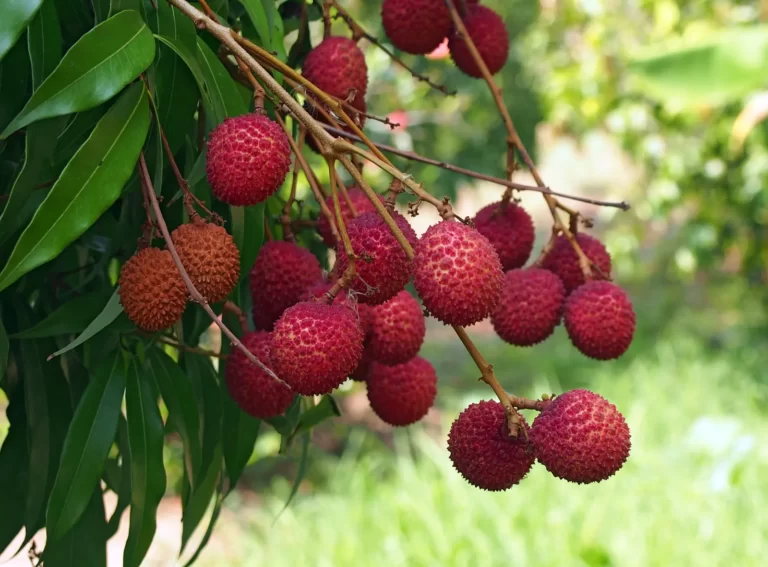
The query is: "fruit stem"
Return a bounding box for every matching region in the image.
[325,160,357,302]
[507,395,552,412]
[281,126,306,243]
[322,0,333,39]
[235,55,266,113]
[145,334,228,359]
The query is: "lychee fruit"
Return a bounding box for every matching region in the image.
[491,269,566,347]
[270,301,364,395]
[118,248,187,332]
[206,113,292,206]
[225,331,295,419]
[531,389,630,484]
[334,210,419,305]
[448,5,509,78]
[299,280,372,336]
[317,187,385,247]
[170,219,240,304]
[413,221,503,326]
[350,341,375,382]
[366,356,437,426]
[541,233,611,294]
[447,401,535,491]
[563,280,635,360]
[302,36,368,107]
[381,0,452,55]
[249,241,322,330]
[473,201,535,271]
[369,291,425,365]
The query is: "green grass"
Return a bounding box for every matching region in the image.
[201,335,768,567]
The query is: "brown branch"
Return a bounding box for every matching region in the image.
[149,335,228,359]
[281,126,306,242]
[508,395,552,412]
[324,165,357,301]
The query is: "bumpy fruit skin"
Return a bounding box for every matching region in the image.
[225,332,295,419]
[350,341,375,381]
[531,389,630,484]
[118,248,187,332]
[563,281,635,360]
[367,357,437,426]
[448,401,535,491]
[473,201,535,271]
[302,37,368,105]
[413,221,503,326]
[334,210,419,305]
[541,233,611,294]
[206,114,292,206]
[369,291,426,365]
[250,241,322,331]
[170,220,240,304]
[448,6,509,78]
[317,187,385,247]
[491,269,565,347]
[270,302,364,395]
[381,0,451,55]
[299,280,372,336]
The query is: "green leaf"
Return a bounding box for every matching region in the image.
[0,317,8,382]
[183,476,224,566]
[12,292,110,339]
[53,0,94,49]
[105,415,132,538]
[628,25,768,108]
[0,38,31,140]
[231,203,265,280]
[181,446,222,553]
[221,398,260,493]
[43,488,107,567]
[278,431,310,516]
[48,291,123,359]
[1,10,155,137]
[111,0,142,16]
[46,352,126,541]
[292,395,341,437]
[0,0,45,61]
[0,393,28,555]
[53,106,106,168]
[154,34,207,96]
[27,0,62,90]
[184,355,223,482]
[0,83,150,291]
[93,0,111,23]
[124,358,167,567]
[196,36,248,125]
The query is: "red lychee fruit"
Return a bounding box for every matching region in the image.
[367,356,437,426]
[473,201,535,271]
[249,241,322,331]
[491,269,565,347]
[334,210,419,305]
[531,389,630,484]
[413,221,503,326]
[381,0,451,55]
[118,248,187,332]
[206,114,292,206]
[448,6,509,78]
[317,187,385,247]
[350,341,375,382]
[270,301,364,395]
[299,280,373,336]
[541,233,611,294]
[369,291,425,365]
[563,280,635,360]
[170,219,240,304]
[225,331,295,419]
[302,36,368,106]
[447,401,535,491]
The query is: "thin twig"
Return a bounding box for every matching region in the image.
[324,164,357,301]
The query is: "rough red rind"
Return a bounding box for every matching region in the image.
[302,37,368,105]
[249,241,322,331]
[413,221,503,326]
[206,114,292,206]
[334,210,419,305]
[473,201,535,271]
[448,6,509,78]
[118,248,187,332]
[317,187,385,247]
[563,281,635,360]
[381,0,452,55]
[170,221,240,304]
[541,233,611,294]
[531,389,631,484]
[491,268,566,347]
[447,401,535,491]
[299,280,373,336]
[350,341,375,381]
[225,331,295,419]
[367,357,437,426]
[270,302,364,395]
[369,291,426,365]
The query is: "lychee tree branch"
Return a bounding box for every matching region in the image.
[325,164,358,302]
[281,126,306,242]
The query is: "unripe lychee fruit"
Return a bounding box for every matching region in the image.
[563,280,635,360]
[302,37,368,105]
[225,331,295,419]
[491,269,565,347]
[118,248,187,332]
[250,241,322,330]
[448,6,509,78]
[367,356,437,426]
[448,401,535,491]
[170,219,240,304]
[381,0,451,55]
[206,114,292,206]
[369,291,425,365]
[531,389,630,484]
[299,280,373,336]
[473,201,535,271]
[413,221,503,326]
[317,187,385,247]
[270,301,364,395]
[334,210,419,305]
[541,233,611,294]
